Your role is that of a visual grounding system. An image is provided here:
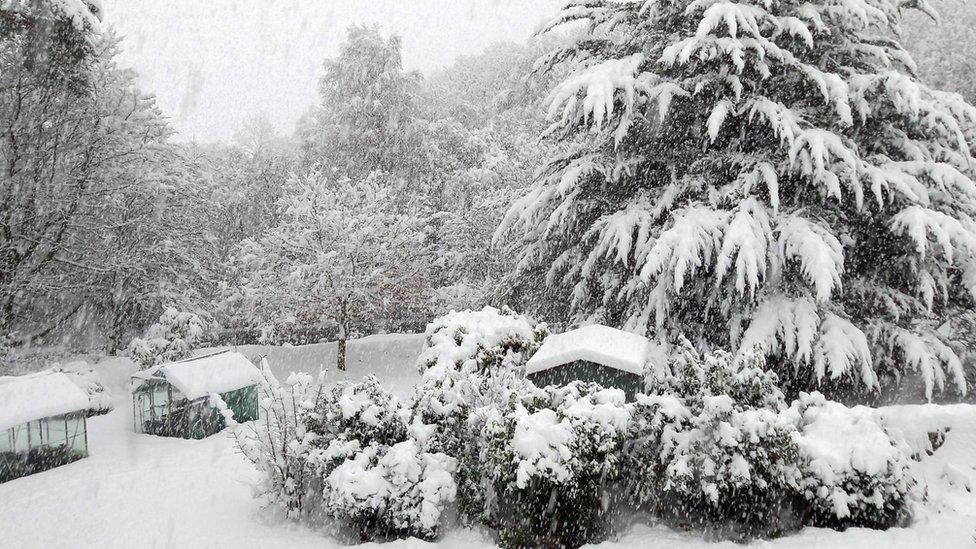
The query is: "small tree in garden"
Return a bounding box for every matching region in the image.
[127,307,209,368]
[228,170,428,370]
[499,0,976,400]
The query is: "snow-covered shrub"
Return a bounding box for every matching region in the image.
[318,438,457,541]
[480,382,630,548]
[411,307,547,521]
[791,392,915,529]
[127,307,209,369]
[416,306,547,380]
[304,377,457,540]
[52,360,113,416]
[308,376,409,448]
[626,344,803,536]
[228,360,325,518]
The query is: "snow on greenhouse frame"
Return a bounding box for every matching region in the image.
[0,372,90,483]
[525,324,658,401]
[130,350,261,439]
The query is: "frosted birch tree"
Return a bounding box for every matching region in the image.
[499,0,976,399]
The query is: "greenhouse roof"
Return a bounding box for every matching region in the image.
[0,372,90,431]
[526,324,651,376]
[134,351,261,401]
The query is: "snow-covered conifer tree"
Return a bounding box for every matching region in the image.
[499,0,976,399]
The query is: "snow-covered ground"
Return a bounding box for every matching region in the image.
[1,334,974,548]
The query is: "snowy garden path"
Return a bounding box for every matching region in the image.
[0,335,974,548]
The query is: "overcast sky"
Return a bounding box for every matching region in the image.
[100,1,565,144]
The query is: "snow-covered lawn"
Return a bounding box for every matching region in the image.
[1,335,974,548]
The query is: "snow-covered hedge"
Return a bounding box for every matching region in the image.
[127,307,209,368]
[229,323,917,543]
[791,392,915,529]
[622,344,916,536]
[480,382,630,548]
[308,376,409,447]
[626,344,803,536]
[412,306,547,445]
[229,370,458,540]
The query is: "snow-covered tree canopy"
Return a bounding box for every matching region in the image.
[499,0,976,398]
[225,170,427,347]
[300,24,421,179]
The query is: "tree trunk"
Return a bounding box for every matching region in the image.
[337,300,348,371]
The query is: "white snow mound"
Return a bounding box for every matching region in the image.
[526,324,651,376]
[0,372,90,431]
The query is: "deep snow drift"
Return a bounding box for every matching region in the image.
[0,334,974,548]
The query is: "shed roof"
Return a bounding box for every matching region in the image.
[526,324,650,376]
[132,351,261,401]
[0,372,89,431]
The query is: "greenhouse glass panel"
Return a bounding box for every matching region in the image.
[152,384,170,418]
[10,424,28,452]
[0,429,12,452]
[46,417,68,447]
[66,415,86,453]
[27,420,43,448]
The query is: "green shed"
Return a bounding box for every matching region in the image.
[131,350,261,439]
[525,325,651,401]
[0,372,90,483]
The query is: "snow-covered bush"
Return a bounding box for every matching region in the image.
[127,307,209,369]
[411,307,547,520]
[791,392,915,529]
[416,306,547,380]
[318,438,457,541]
[228,360,325,518]
[52,360,113,416]
[413,306,548,451]
[308,376,409,448]
[626,344,803,536]
[480,382,630,548]
[304,377,457,540]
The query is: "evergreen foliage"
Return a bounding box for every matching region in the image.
[500,0,976,399]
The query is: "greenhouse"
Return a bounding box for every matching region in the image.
[525,324,652,401]
[131,350,261,439]
[0,372,90,483]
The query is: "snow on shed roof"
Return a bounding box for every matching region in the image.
[526,325,651,376]
[0,372,89,431]
[134,351,261,401]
